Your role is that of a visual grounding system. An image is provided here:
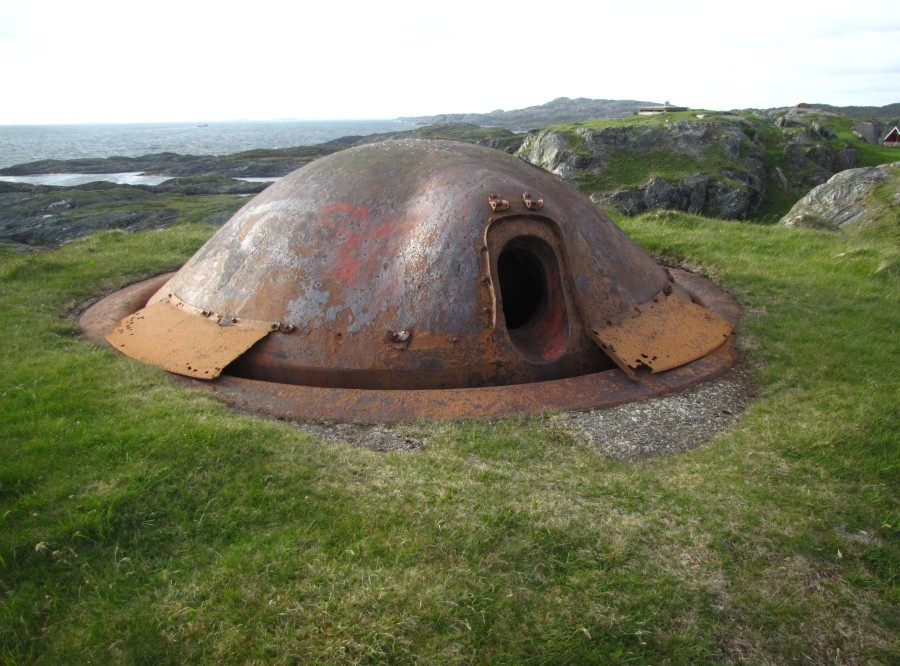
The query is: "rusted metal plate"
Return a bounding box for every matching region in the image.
[79,273,174,344]
[666,269,741,326]
[106,295,274,379]
[591,286,732,378]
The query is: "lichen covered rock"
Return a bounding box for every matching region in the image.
[779,162,900,230]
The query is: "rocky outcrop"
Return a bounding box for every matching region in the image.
[852,121,879,144]
[518,115,767,219]
[590,174,709,216]
[775,111,859,187]
[519,119,751,172]
[781,140,859,181]
[779,162,899,230]
[759,104,873,192]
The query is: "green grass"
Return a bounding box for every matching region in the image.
[99,192,245,223]
[751,122,806,223]
[1,213,898,664]
[577,150,710,192]
[548,110,729,132]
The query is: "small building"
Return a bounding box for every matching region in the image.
[883,126,900,146]
[637,101,688,115]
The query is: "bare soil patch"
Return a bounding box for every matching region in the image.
[299,422,425,452]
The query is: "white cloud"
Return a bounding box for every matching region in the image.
[0,0,897,124]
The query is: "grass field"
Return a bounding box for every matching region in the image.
[1,208,897,663]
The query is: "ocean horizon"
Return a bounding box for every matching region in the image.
[0,119,420,170]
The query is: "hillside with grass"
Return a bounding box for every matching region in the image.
[518,106,900,222]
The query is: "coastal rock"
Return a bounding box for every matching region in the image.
[811,122,835,139]
[519,115,766,219]
[783,142,810,169]
[772,104,864,191]
[807,144,833,170]
[0,205,179,246]
[781,138,858,186]
[517,130,579,177]
[707,174,761,220]
[591,174,709,216]
[834,148,859,172]
[779,162,900,230]
[0,124,525,180]
[0,179,253,246]
[150,176,269,195]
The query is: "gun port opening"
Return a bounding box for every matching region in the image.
[497,238,570,362]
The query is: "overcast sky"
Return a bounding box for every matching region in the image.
[1,0,897,125]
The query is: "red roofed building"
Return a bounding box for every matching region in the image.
[884,126,900,146]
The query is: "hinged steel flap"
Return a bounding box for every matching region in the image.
[591,287,732,380]
[106,296,274,379]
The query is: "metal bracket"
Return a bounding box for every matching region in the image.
[522,192,544,210]
[488,194,509,212]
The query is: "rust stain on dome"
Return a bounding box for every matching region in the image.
[81,139,739,423]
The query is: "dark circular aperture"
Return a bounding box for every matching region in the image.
[498,247,546,329]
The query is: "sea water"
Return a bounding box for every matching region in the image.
[0,119,420,170]
[0,173,175,187]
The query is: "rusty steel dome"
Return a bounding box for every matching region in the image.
[81,139,739,423]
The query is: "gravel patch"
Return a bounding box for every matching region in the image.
[558,367,754,460]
